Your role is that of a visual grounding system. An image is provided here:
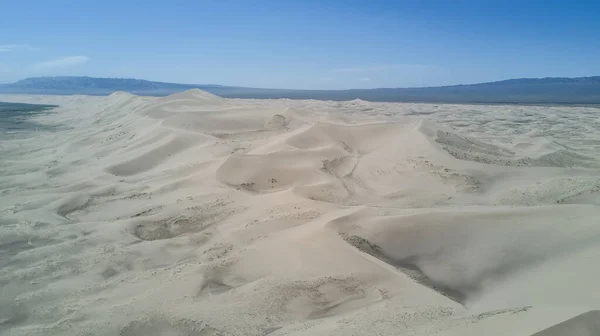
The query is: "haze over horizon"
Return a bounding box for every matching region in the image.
[4,2,600,335]
[1,0,599,90]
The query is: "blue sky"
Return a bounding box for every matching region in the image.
[1,0,599,89]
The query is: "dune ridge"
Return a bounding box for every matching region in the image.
[1,91,600,335]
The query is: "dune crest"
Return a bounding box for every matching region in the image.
[162,88,223,101]
[1,91,600,335]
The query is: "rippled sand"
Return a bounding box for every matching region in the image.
[1,91,600,335]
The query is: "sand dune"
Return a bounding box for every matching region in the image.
[532,310,600,336]
[1,91,600,335]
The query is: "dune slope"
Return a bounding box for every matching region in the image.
[1,91,600,335]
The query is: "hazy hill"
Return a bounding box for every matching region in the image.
[0,76,221,96]
[1,76,600,104]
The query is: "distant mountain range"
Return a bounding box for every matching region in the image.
[1,76,600,104]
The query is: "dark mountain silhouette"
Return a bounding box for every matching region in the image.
[1,76,599,104]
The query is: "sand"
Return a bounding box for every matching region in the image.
[1,90,600,335]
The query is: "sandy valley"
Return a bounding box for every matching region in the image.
[1,90,600,335]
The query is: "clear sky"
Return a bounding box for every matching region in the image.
[1,0,599,89]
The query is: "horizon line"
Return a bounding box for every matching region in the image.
[6,74,600,92]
